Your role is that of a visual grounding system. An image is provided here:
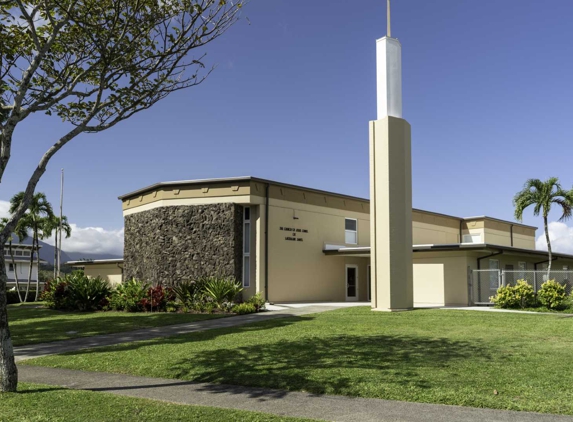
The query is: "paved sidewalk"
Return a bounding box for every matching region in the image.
[14,304,345,362]
[19,366,573,422]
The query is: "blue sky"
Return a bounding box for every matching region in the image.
[3,0,573,254]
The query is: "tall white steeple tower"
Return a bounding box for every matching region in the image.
[369,0,413,311]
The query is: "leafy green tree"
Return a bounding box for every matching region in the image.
[9,192,55,302]
[0,218,28,303]
[0,0,245,391]
[42,215,72,279]
[514,178,573,276]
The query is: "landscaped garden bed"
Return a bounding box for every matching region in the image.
[26,307,573,416]
[41,271,265,315]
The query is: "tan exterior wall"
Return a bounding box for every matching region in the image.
[266,197,370,302]
[414,252,469,307]
[83,264,123,286]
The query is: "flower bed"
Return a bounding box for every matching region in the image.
[41,271,265,315]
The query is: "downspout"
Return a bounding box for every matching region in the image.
[459,219,463,243]
[510,224,514,247]
[264,183,270,303]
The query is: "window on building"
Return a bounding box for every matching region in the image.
[22,250,31,257]
[345,218,357,245]
[243,207,251,288]
[15,250,23,256]
[8,263,14,272]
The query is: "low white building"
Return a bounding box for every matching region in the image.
[4,243,45,288]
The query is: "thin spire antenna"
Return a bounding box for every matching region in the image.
[387,0,391,37]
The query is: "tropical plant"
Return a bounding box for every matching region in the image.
[140,285,176,312]
[203,277,243,308]
[0,0,246,391]
[41,271,111,311]
[109,279,151,312]
[9,192,55,302]
[172,280,207,306]
[0,217,27,303]
[514,178,573,276]
[232,302,257,315]
[41,215,72,279]
[537,280,568,310]
[246,293,266,312]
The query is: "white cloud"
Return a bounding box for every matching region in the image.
[0,200,10,219]
[0,200,123,255]
[43,225,124,256]
[535,222,573,255]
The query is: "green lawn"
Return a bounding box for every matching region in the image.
[0,383,316,422]
[8,304,227,346]
[25,308,573,415]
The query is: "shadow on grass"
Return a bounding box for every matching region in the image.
[54,319,493,400]
[175,334,493,397]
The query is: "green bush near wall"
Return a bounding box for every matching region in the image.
[491,279,572,311]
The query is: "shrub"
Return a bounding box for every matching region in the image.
[203,277,243,308]
[139,285,176,312]
[41,271,111,311]
[172,279,208,306]
[491,280,535,309]
[68,276,111,311]
[7,289,21,305]
[246,293,266,312]
[110,278,150,312]
[538,280,568,310]
[232,303,257,315]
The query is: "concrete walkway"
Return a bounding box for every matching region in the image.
[15,304,345,362]
[18,366,573,422]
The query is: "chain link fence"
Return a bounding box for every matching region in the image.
[501,270,573,295]
[471,269,501,304]
[471,270,573,304]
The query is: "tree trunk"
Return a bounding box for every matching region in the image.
[35,236,41,301]
[24,234,34,303]
[8,242,23,303]
[0,250,18,392]
[544,215,552,279]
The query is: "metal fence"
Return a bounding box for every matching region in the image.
[472,269,501,304]
[501,270,573,295]
[471,270,573,305]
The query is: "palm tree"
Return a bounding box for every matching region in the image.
[41,215,72,279]
[514,178,573,276]
[9,192,55,302]
[0,218,28,303]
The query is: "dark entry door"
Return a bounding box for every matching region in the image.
[346,266,358,301]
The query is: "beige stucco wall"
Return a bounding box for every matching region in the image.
[414,252,469,307]
[83,264,123,286]
[266,197,370,302]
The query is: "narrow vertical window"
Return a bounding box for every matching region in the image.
[243,207,251,288]
[345,218,358,245]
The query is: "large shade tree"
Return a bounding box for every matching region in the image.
[0,0,245,391]
[514,177,573,276]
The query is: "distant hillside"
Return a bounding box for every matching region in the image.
[9,236,121,264]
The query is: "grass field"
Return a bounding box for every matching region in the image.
[8,304,227,346]
[0,383,316,422]
[26,307,573,415]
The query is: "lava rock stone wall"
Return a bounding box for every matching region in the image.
[124,204,243,284]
